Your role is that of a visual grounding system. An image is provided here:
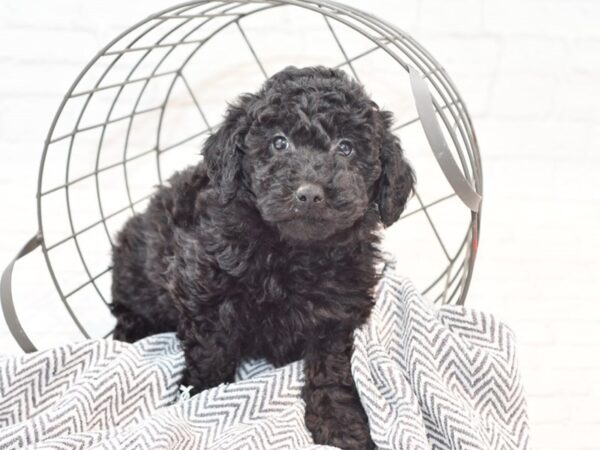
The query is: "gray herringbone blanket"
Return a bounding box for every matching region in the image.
[0,273,529,449]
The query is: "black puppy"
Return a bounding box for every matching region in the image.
[110,66,414,449]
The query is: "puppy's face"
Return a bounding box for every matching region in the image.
[243,98,381,242]
[203,66,414,243]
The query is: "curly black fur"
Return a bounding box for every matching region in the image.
[110,66,414,449]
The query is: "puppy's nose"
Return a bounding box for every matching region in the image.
[295,183,324,204]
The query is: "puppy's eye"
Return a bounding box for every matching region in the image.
[271,135,289,151]
[337,140,353,157]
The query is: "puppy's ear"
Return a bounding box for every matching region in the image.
[202,94,253,203]
[376,110,415,227]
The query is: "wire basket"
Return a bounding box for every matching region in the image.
[1,0,482,352]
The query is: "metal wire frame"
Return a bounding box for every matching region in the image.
[33,0,482,340]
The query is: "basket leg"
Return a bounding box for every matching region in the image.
[1,233,43,353]
[408,65,482,213]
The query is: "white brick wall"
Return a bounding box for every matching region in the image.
[1,0,599,447]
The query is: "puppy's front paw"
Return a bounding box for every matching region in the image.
[305,399,375,450]
[303,333,375,449]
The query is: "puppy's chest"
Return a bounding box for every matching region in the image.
[235,253,336,360]
[237,248,373,329]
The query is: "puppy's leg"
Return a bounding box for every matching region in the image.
[111,216,157,343]
[302,331,374,450]
[111,302,159,343]
[177,313,239,393]
[111,215,177,342]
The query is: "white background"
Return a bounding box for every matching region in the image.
[1,1,599,448]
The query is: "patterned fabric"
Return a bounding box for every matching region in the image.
[0,273,529,449]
